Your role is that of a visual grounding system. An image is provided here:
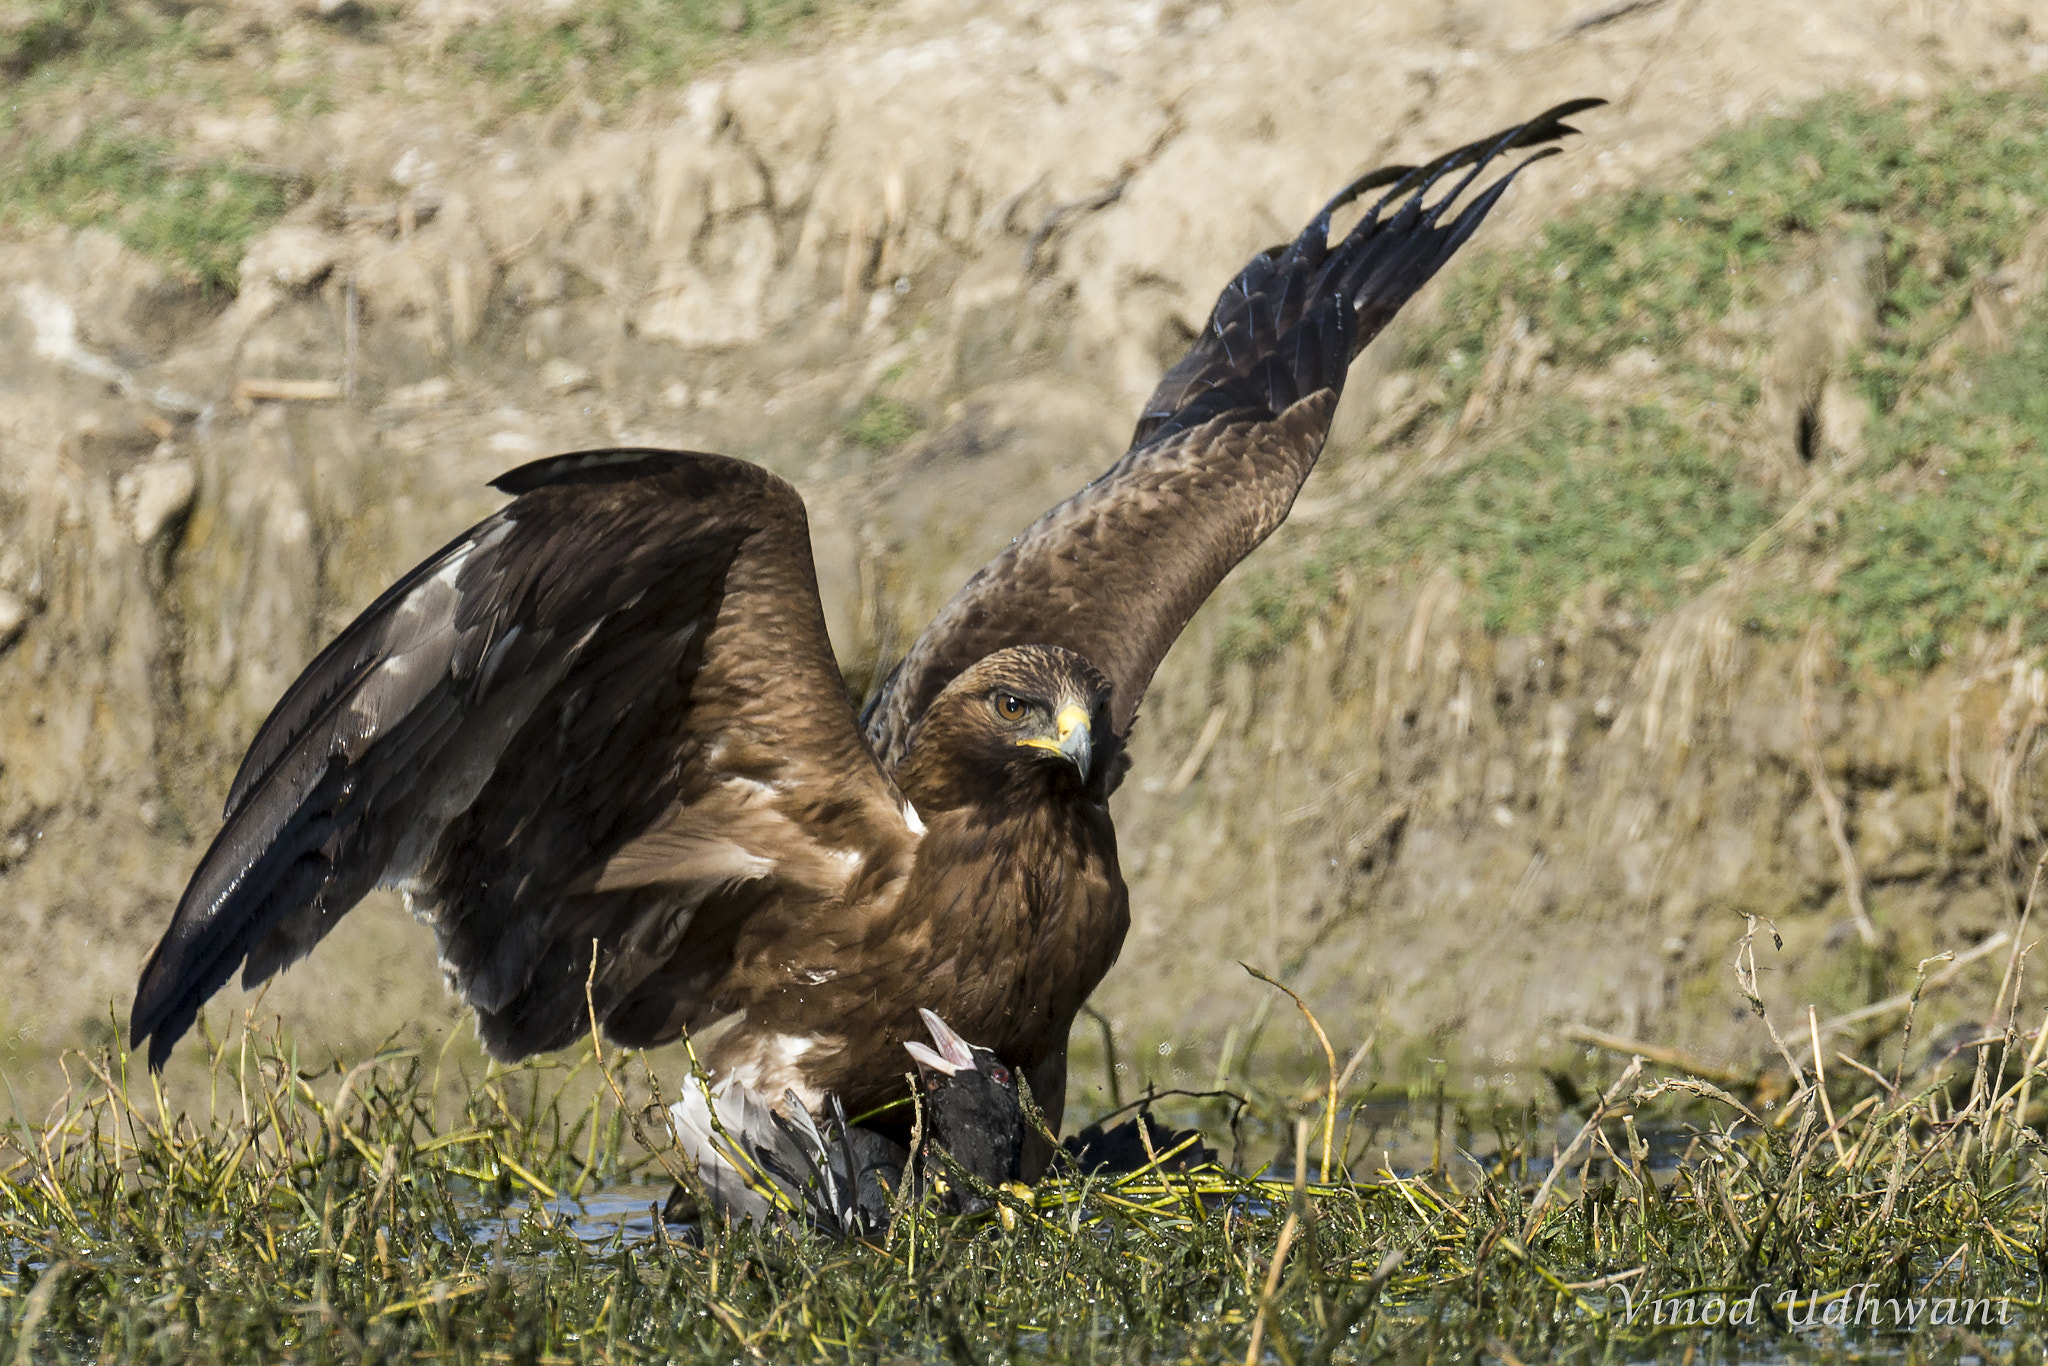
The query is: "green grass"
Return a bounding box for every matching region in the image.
[844,393,925,450]
[444,0,832,113]
[1,129,308,292]
[1222,402,1779,660]
[1223,78,2048,675]
[0,0,852,294]
[0,2,212,101]
[1387,403,1777,636]
[1414,82,2048,406]
[3,949,2046,1365]
[0,1,153,80]
[1810,305,2048,669]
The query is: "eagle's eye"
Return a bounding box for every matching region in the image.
[995,693,1029,721]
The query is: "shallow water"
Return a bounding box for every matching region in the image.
[531,1182,678,1243]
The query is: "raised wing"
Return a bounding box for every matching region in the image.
[862,100,1600,770]
[133,450,914,1069]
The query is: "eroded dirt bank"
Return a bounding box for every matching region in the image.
[2,0,2045,1096]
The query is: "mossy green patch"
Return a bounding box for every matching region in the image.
[1382,401,1777,636]
[843,393,924,449]
[0,2,209,100]
[1413,82,2048,399]
[0,0,850,289]
[1225,78,2048,676]
[0,1,144,80]
[445,0,830,113]
[1220,402,1776,661]
[1,129,307,292]
[1819,304,2048,670]
[1218,555,1342,665]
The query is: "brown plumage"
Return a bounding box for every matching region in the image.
[130,101,1597,1150]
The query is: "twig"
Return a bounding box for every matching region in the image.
[1809,1007,1848,1163]
[1083,1086,1250,1132]
[1562,1266,1647,1293]
[1875,1126,1911,1225]
[1244,1119,1309,1366]
[1022,112,1184,275]
[1522,1057,1642,1243]
[233,377,343,409]
[1833,1051,1896,1098]
[583,940,690,1191]
[1984,849,2048,1120]
[1242,964,1340,1182]
[1631,1076,1761,1128]
[1999,1006,2048,1151]
[1735,916,1808,1088]
[885,1078,926,1251]
[1556,0,1668,35]
[1331,1031,1378,1167]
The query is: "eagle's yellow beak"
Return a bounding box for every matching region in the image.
[1018,705,1093,781]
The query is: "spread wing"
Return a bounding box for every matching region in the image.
[862,100,1601,770]
[133,450,915,1069]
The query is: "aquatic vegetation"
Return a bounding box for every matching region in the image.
[3,910,2044,1362]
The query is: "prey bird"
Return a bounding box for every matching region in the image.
[670,1008,1025,1234]
[130,101,1599,1172]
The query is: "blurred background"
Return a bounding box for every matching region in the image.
[1,0,2045,1114]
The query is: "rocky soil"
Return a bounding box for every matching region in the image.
[2,0,2046,1103]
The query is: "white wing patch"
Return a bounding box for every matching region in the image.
[902,800,926,835]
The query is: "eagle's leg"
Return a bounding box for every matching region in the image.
[1020,1044,1069,1180]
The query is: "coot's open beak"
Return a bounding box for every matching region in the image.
[904,1008,978,1075]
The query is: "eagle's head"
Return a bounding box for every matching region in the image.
[893,644,1115,809]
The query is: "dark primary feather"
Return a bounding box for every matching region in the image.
[861,99,1601,769]
[132,450,909,1070]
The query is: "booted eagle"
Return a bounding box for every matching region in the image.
[131,102,1597,1159]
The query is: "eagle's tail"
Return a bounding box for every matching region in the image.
[1130,98,1603,450]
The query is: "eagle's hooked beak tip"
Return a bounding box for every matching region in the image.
[1054,704,1092,782]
